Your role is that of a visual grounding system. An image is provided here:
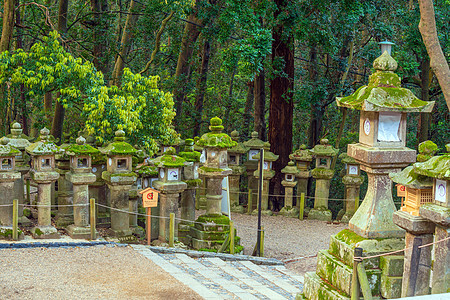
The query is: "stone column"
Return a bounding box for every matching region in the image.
[228,173,242,212]
[33,182,59,238]
[0,175,20,229]
[107,184,133,236]
[308,171,333,222]
[393,211,434,296]
[89,163,108,226]
[341,175,364,223]
[55,157,73,227]
[206,177,223,215]
[159,192,181,241]
[279,180,298,217]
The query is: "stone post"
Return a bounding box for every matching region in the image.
[65,136,98,238]
[289,144,312,208]
[0,137,21,238]
[151,147,187,242]
[101,129,137,237]
[55,148,73,227]
[279,161,299,217]
[7,122,31,225]
[26,128,60,239]
[243,131,265,210]
[339,153,364,223]
[228,131,248,213]
[308,139,338,222]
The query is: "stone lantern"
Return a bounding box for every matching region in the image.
[243,131,265,210]
[228,131,249,213]
[308,139,338,222]
[65,136,99,238]
[26,128,60,239]
[7,122,31,225]
[178,139,202,244]
[190,117,239,251]
[252,142,279,216]
[336,51,435,238]
[101,129,137,237]
[0,137,21,237]
[193,137,207,210]
[54,136,73,227]
[279,161,300,218]
[151,147,187,242]
[338,153,364,223]
[289,144,313,203]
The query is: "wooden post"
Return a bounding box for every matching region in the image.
[169,212,175,247]
[357,263,373,300]
[90,198,96,240]
[354,196,360,211]
[146,207,151,245]
[260,226,265,257]
[12,199,18,240]
[407,237,422,296]
[230,221,235,254]
[26,179,31,204]
[299,193,305,220]
[351,247,363,300]
[218,233,230,253]
[247,189,253,214]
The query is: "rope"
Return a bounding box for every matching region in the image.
[21,204,89,208]
[0,204,14,207]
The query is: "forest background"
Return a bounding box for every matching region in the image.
[0,0,449,213]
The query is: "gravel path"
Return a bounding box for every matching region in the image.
[0,245,202,300]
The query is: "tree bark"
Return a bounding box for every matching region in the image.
[307,46,319,148]
[254,70,266,140]
[110,0,141,86]
[90,0,109,75]
[173,13,202,131]
[418,0,450,111]
[193,40,211,137]
[243,81,254,139]
[0,0,15,52]
[417,58,431,143]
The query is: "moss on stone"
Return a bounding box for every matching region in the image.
[183,178,202,187]
[153,154,186,168]
[23,208,31,217]
[135,165,158,176]
[196,214,230,225]
[335,229,367,245]
[65,143,99,155]
[196,132,237,149]
[34,228,43,236]
[199,166,226,173]
[178,151,201,162]
[413,153,450,180]
[102,141,137,155]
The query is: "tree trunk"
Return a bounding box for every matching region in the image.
[417,58,431,143]
[193,40,211,137]
[307,46,319,148]
[243,81,254,139]
[269,0,295,210]
[0,0,15,52]
[15,4,29,135]
[254,69,266,140]
[173,13,202,131]
[110,0,141,86]
[418,0,450,111]
[90,0,109,75]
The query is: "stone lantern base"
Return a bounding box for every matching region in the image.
[66,224,97,239]
[298,228,405,299]
[0,226,24,240]
[31,226,60,239]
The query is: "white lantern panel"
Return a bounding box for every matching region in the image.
[150,178,157,188]
[163,146,169,153]
[194,165,199,178]
[168,168,179,181]
[435,179,447,203]
[378,112,401,142]
[348,165,358,175]
[143,178,148,188]
[200,150,206,163]
[159,168,165,179]
[248,150,259,161]
[263,161,269,170]
[363,118,371,136]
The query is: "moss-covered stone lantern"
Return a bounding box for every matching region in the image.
[228,130,249,213]
[101,129,137,237]
[7,122,31,225]
[0,137,22,238]
[243,131,265,210]
[26,128,60,239]
[336,51,435,238]
[308,139,338,222]
[339,153,364,223]
[151,147,187,242]
[279,161,300,218]
[178,139,202,244]
[64,136,99,238]
[252,142,279,216]
[289,144,313,202]
[190,117,241,251]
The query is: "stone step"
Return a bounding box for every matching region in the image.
[302,272,349,300]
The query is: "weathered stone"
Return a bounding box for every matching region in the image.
[308,207,332,222]
[419,204,450,227]
[303,272,349,300]
[380,275,402,299]
[393,210,435,234]
[430,226,450,294]
[379,255,404,277]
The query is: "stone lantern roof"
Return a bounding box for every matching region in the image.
[152,147,186,168]
[281,161,299,175]
[178,139,201,162]
[390,166,433,189]
[336,52,434,113]
[7,122,30,150]
[310,139,339,157]
[196,117,236,149]
[243,131,265,149]
[289,144,313,162]
[0,137,20,157]
[413,144,450,180]
[228,131,249,154]
[101,129,137,156]
[339,153,357,165]
[65,136,100,156]
[252,143,279,162]
[26,128,60,155]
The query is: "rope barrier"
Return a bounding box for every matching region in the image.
[20,204,88,208]
[0,204,14,207]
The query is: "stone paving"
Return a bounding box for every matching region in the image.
[131,244,304,299]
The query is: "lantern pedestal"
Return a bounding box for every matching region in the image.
[31,180,60,239]
[341,174,364,223]
[55,155,74,227]
[279,180,299,218]
[308,172,333,222]
[0,172,22,239]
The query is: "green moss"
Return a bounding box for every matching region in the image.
[196,214,230,225]
[183,179,202,187]
[335,229,367,245]
[311,168,335,179]
[23,208,31,217]
[135,165,158,176]
[199,248,218,253]
[0,228,22,238]
[200,166,226,173]
[91,152,107,165]
[65,143,99,155]
[154,154,186,168]
[102,141,137,155]
[178,151,201,162]
[414,153,450,180]
[34,228,43,236]
[196,132,237,149]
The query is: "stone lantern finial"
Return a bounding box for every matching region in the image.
[373,51,398,72]
[40,127,50,140]
[0,136,9,145]
[320,138,329,145]
[251,131,258,138]
[11,122,22,138]
[76,136,86,145]
[114,129,126,142]
[209,117,224,133]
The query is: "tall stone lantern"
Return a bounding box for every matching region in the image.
[0,137,21,237]
[101,129,137,237]
[151,147,187,242]
[26,128,60,239]
[289,144,313,201]
[252,142,279,216]
[339,153,364,223]
[228,131,249,213]
[243,131,265,210]
[190,117,238,250]
[308,139,338,222]
[279,161,300,218]
[7,122,31,225]
[336,51,435,238]
[65,136,99,238]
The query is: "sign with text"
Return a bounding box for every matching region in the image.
[139,187,160,208]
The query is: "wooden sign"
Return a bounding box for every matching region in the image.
[140,187,160,208]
